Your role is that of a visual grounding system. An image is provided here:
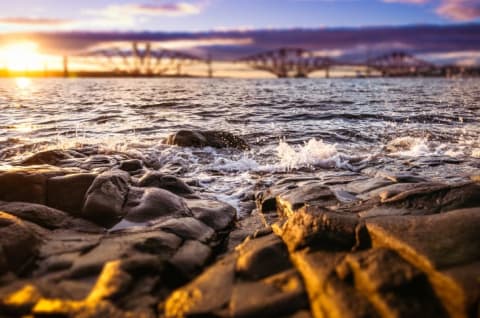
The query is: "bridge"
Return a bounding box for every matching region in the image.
[70,42,206,76]
[238,49,439,78]
[238,48,334,78]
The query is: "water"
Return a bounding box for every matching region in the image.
[1,77,479,215]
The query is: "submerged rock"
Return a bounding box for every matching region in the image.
[166,130,250,150]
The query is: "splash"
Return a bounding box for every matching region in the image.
[276,138,356,171]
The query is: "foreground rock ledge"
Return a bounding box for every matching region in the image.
[0,162,479,318]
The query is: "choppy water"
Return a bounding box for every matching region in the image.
[1,77,479,215]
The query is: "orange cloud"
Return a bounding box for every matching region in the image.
[436,0,480,21]
[0,17,73,26]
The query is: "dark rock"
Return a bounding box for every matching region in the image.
[154,217,215,243]
[236,234,292,280]
[166,130,250,150]
[138,172,194,196]
[0,166,72,205]
[82,170,130,227]
[123,187,191,223]
[118,159,143,172]
[19,149,80,166]
[47,173,97,215]
[0,212,43,274]
[187,198,236,231]
[0,201,102,232]
[164,255,236,317]
[169,240,212,278]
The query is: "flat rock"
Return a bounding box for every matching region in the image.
[169,240,212,278]
[153,217,215,243]
[166,130,250,150]
[47,173,97,215]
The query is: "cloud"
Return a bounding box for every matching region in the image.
[0,17,73,26]
[436,0,480,21]
[382,0,429,4]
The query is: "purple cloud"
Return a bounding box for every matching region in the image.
[436,0,480,21]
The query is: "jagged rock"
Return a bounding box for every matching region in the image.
[276,182,338,216]
[123,187,191,223]
[138,172,194,196]
[47,173,97,215]
[274,208,359,252]
[236,234,291,280]
[153,217,215,243]
[187,198,236,231]
[82,170,130,227]
[166,130,250,150]
[366,208,480,317]
[0,212,43,274]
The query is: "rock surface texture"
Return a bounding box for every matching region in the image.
[0,149,479,318]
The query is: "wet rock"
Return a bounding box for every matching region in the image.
[47,173,97,215]
[138,172,194,196]
[19,149,82,166]
[166,130,250,150]
[82,170,130,227]
[123,187,191,223]
[187,198,236,231]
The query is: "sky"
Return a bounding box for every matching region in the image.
[0,0,479,73]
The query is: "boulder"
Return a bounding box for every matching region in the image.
[137,172,194,196]
[123,187,191,223]
[118,159,143,172]
[187,198,236,231]
[169,240,212,278]
[82,170,130,227]
[154,217,215,243]
[166,130,250,150]
[47,173,97,215]
[19,149,80,166]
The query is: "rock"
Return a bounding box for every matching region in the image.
[0,201,102,232]
[118,159,143,172]
[343,177,395,194]
[187,198,236,231]
[0,166,67,205]
[87,260,132,302]
[276,182,339,217]
[275,208,359,252]
[366,208,480,317]
[47,173,97,215]
[164,255,236,317]
[138,172,194,196]
[19,149,81,166]
[82,170,130,227]
[123,187,191,223]
[169,240,212,278]
[0,212,43,274]
[166,130,250,150]
[229,269,308,318]
[236,234,292,280]
[154,217,215,243]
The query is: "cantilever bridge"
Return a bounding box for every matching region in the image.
[73,42,204,75]
[237,48,439,78]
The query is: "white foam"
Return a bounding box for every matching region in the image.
[472,148,480,158]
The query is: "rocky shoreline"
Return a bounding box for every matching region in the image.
[0,130,479,318]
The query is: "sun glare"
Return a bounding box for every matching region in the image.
[15,77,32,89]
[0,42,44,71]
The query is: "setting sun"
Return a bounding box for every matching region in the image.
[0,42,44,71]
